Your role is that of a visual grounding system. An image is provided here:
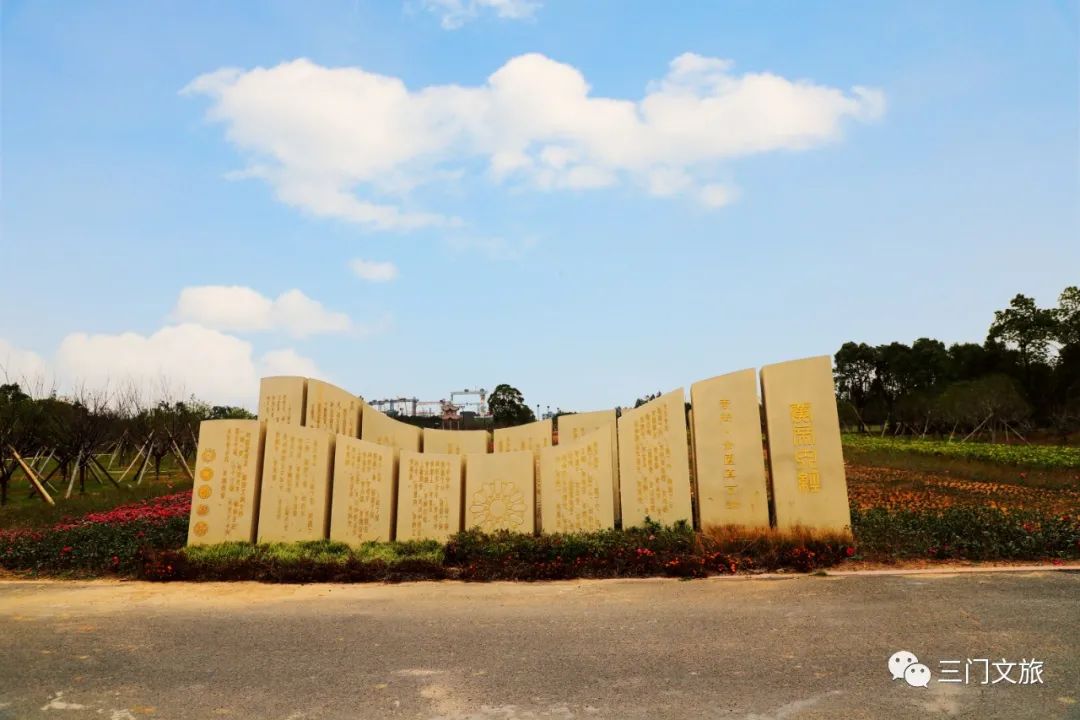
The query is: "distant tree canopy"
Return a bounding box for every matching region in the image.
[488,383,536,427]
[0,388,257,505]
[835,287,1080,441]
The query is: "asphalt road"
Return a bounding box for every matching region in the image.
[1,571,1077,720]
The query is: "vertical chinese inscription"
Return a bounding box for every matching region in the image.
[256,424,335,543]
[539,428,615,533]
[556,410,621,525]
[465,451,534,533]
[330,436,395,544]
[690,370,769,529]
[187,420,266,546]
[395,450,463,542]
[617,389,693,528]
[257,376,307,426]
[305,379,362,437]
[761,355,851,532]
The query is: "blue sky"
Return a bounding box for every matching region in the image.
[2,0,1077,412]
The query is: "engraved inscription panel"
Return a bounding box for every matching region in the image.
[330,436,395,544]
[557,409,620,524]
[187,420,266,545]
[760,355,851,532]
[258,376,307,426]
[539,428,615,533]
[464,451,534,533]
[617,389,693,528]
[395,451,463,542]
[691,369,769,529]
[305,379,362,437]
[256,424,335,543]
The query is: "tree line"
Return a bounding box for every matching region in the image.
[0,383,252,505]
[834,287,1079,442]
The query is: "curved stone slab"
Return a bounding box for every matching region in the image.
[539,427,615,533]
[396,450,464,542]
[360,403,422,453]
[760,356,851,533]
[557,409,620,524]
[187,420,266,546]
[617,389,693,528]
[464,450,534,534]
[330,436,396,544]
[257,424,335,543]
[690,369,769,529]
[305,379,362,437]
[258,376,307,426]
[423,428,490,455]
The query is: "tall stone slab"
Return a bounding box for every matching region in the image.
[423,428,489,455]
[464,451,535,534]
[493,419,552,530]
[557,409,621,524]
[538,428,615,533]
[690,370,769,529]
[360,403,422,453]
[760,355,851,533]
[330,436,396,544]
[187,420,266,545]
[256,424,335,543]
[396,451,464,542]
[305,379,362,437]
[617,389,693,528]
[258,376,307,426]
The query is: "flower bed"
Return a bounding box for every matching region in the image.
[0,492,190,575]
[2,492,1077,581]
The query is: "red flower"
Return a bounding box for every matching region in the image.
[845,546,856,557]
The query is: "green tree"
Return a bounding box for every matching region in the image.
[987,294,1059,372]
[488,384,535,427]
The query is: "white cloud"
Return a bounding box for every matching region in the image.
[698,184,737,208]
[350,258,400,282]
[419,0,540,29]
[0,339,51,387]
[259,348,322,378]
[1,328,325,409]
[173,286,351,338]
[184,53,884,228]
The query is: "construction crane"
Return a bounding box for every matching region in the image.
[450,388,488,416]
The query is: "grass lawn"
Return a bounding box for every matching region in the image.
[0,464,191,530]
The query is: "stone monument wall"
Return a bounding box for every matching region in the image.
[760,355,851,533]
[539,427,615,533]
[330,436,396,544]
[617,389,693,528]
[690,369,769,529]
[257,376,307,426]
[423,428,489,455]
[256,424,335,543]
[395,450,464,542]
[305,379,362,437]
[187,419,266,545]
[557,409,620,525]
[464,451,535,534]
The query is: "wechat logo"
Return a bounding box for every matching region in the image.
[889,650,931,687]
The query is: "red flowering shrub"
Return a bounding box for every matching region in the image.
[0,492,190,576]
